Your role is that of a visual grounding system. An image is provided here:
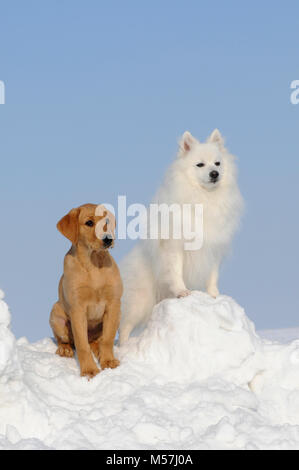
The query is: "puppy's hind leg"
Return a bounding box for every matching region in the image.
[50,302,74,358]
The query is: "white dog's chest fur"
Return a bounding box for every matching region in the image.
[168,190,238,289]
[183,205,228,289]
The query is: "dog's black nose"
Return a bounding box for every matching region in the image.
[209,170,219,180]
[102,236,113,247]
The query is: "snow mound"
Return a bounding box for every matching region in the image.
[121,292,262,385]
[1,290,299,449]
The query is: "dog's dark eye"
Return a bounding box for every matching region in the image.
[196,163,205,168]
[215,162,221,166]
[85,220,94,227]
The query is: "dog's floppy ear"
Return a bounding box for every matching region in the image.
[208,129,225,149]
[179,131,197,156]
[57,208,80,244]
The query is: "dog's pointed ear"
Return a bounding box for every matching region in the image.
[57,208,80,244]
[179,131,197,156]
[208,129,224,149]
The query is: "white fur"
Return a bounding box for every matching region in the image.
[119,130,244,344]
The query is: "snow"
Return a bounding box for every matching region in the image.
[1,290,299,450]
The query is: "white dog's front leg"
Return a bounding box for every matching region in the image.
[206,266,220,298]
[157,240,190,299]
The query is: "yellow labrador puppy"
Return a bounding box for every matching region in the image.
[50,203,122,379]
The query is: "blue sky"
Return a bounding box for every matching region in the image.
[0,0,298,340]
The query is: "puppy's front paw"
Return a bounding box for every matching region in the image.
[56,344,74,358]
[81,365,100,379]
[177,289,192,298]
[101,358,120,370]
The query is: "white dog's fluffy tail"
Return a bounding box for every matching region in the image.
[119,244,156,345]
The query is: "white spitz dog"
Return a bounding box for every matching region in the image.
[119,129,243,344]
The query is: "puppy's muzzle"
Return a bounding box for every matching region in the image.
[102,236,113,248]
